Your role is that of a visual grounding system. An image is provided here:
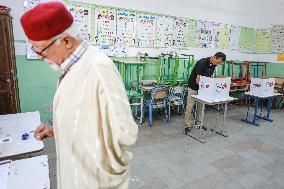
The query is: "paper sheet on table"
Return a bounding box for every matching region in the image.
[0,160,11,189]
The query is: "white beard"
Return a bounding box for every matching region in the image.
[44,59,61,72]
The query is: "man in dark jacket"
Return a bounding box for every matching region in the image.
[184,52,226,133]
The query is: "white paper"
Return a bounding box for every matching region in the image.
[116,10,136,47]
[137,14,156,47]
[0,161,11,189]
[67,3,92,42]
[156,16,174,47]
[173,17,187,48]
[228,25,241,50]
[271,24,284,54]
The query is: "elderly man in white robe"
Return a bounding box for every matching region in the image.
[20,2,138,189]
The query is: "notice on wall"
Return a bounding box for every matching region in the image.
[238,27,256,53]
[271,25,284,54]
[255,29,272,53]
[217,24,231,49]
[173,17,187,48]
[228,25,241,50]
[116,10,136,47]
[95,8,116,45]
[137,14,156,47]
[66,2,92,42]
[187,19,197,48]
[156,16,174,48]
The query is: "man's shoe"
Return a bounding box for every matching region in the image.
[195,122,207,131]
[184,127,191,134]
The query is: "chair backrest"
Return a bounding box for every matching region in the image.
[170,85,184,95]
[151,86,168,102]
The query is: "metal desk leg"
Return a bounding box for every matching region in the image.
[210,103,228,137]
[241,96,260,126]
[140,97,143,125]
[256,96,273,122]
[185,101,206,143]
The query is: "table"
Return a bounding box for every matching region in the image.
[185,95,235,143]
[2,155,50,189]
[0,112,44,159]
[241,92,282,126]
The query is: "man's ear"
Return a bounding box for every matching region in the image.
[62,35,74,49]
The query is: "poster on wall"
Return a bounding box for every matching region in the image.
[173,17,187,48]
[195,20,220,48]
[238,27,256,53]
[217,24,231,49]
[271,25,284,54]
[116,10,136,47]
[137,14,156,47]
[25,0,42,59]
[228,25,241,50]
[187,19,197,48]
[95,8,116,45]
[255,29,272,53]
[156,16,174,48]
[66,2,92,42]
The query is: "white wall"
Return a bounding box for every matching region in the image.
[0,0,282,62]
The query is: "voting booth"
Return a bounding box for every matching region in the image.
[198,76,232,102]
[250,78,275,97]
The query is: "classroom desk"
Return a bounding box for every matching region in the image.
[0,112,44,160]
[185,95,235,143]
[241,92,282,126]
[0,155,50,189]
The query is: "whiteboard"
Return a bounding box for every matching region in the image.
[137,14,156,47]
[0,112,44,159]
[156,16,174,48]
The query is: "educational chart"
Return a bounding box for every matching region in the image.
[238,27,256,53]
[217,24,231,49]
[66,2,92,42]
[271,24,284,54]
[187,19,197,47]
[25,0,42,59]
[156,16,174,48]
[137,14,156,47]
[116,10,136,47]
[255,29,272,53]
[195,20,221,48]
[228,25,241,50]
[95,8,116,45]
[173,17,187,48]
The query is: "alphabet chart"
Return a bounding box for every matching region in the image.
[155,16,174,48]
[137,14,156,47]
[271,25,284,54]
[173,17,187,48]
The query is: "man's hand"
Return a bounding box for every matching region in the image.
[34,123,54,140]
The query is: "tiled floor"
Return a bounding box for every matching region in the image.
[28,105,284,189]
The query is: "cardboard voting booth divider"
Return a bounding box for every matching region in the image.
[197,76,232,102]
[250,78,275,97]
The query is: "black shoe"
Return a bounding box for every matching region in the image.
[195,123,207,131]
[184,127,191,134]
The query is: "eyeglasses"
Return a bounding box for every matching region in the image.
[31,39,57,56]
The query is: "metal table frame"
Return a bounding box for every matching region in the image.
[185,95,235,143]
[241,92,282,126]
